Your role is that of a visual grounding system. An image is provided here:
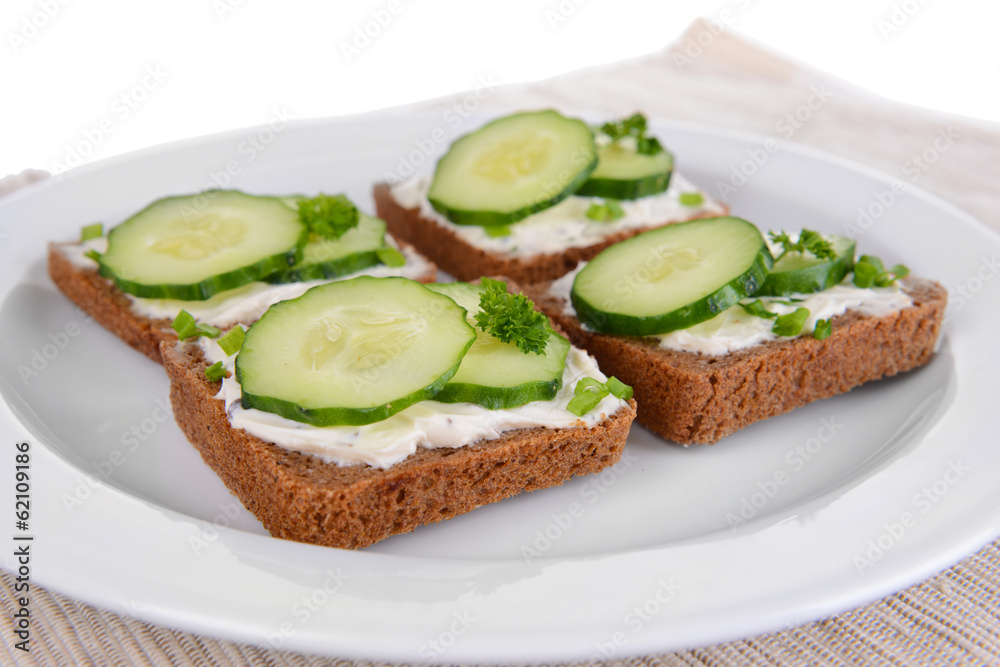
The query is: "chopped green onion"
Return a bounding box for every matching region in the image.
[574,377,608,395]
[853,255,908,288]
[586,199,624,222]
[376,247,406,267]
[772,307,811,337]
[813,319,832,340]
[606,376,633,401]
[568,391,605,417]
[678,192,704,207]
[80,222,103,241]
[204,361,227,382]
[217,326,245,356]
[875,264,909,287]
[84,249,102,263]
[568,378,612,416]
[171,310,221,341]
[740,300,778,319]
[484,225,512,238]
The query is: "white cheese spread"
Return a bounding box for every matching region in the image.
[389,172,726,258]
[200,338,628,469]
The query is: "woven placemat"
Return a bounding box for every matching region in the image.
[3,540,999,665]
[2,21,999,667]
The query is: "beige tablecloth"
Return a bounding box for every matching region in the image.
[2,21,999,667]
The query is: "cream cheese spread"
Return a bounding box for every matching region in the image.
[549,263,912,356]
[200,338,628,469]
[61,239,434,328]
[389,172,726,259]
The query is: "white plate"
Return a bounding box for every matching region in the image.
[1,112,999,663]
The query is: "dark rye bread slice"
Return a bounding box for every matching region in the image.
[160,340,637,550]
[521,278,947,445]
[373,182,728,284]
[47,240,437,365]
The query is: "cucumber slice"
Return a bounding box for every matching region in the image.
[265,214,388,283]
[571,217,773,335]
[99,190,306,300]
[576,141,674,200]
[757,234,856,296]
[426,282,571,409]
[235,277,476,426]
[427,110,598,227]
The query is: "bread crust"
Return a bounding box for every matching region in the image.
[373,182,728,284]
[47,241,437,365]
[161,341,636,549]
[522,279,947,445]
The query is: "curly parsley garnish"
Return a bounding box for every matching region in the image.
[598,112,663,156]
[769,229,835,262]
[474,278,549,355]
[297,193,359,240]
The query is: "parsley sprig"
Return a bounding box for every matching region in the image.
[768,229,835,262]
[297,193,359,240]
[598,112,663,156]
[474,278,550,355]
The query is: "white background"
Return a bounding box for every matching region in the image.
[2,0,998,180]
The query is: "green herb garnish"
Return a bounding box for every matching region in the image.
[678,192,704,207]
[171,310,221,341]
[376,247,406,267]
[484,225,512,238]
[771,307,811,337]
[217,326,245,356]
[853,254,909,288]
[813,319,832,340]
[769,229,835,262]
[297,193,359,240]
[605,376,633,401]
[204,361,227,382]
[740,300,778,319]
[567,376,633,416]
[84,249,102,263]
[80,222,103,241]
[586,199,625,222]
[598,113,663,156]
[568,379,610,417]
[474,278,549,355]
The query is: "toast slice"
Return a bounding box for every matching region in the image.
[521,278,947,445]
[47,240,437,364]
[160,340,637,549]
[373,181,727,284]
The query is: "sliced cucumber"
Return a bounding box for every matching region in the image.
[576,141,674,200]
[757,234,856,296]
[235,277,476,426]
[265,214,388,283]
[427,110,597,227]
[571,217,773,335]
[426,282,570,409]
[99,190,306,300]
